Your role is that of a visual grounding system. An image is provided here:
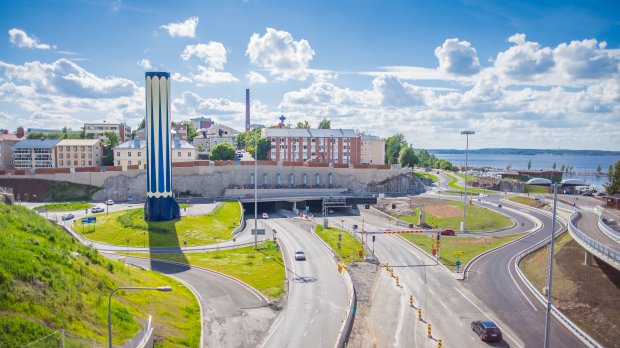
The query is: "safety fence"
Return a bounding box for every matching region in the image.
[569,213,620,264]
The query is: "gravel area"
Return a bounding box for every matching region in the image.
[347,261,379,346]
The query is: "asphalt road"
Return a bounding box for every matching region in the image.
[572,209,620,252]
[103,253,276,348]
[259,216,350,348]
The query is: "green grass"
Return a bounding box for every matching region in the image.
[33,201,94,212]
[402,232,525,268]
[396,200,512,231]
[414,172,439,182]
[73,202,241,247]
[439,190,480,196]
[39,181,101,202]
[508,196,548,208]
[445,173,489,194]
[125,241,285,300]
[314,225,363,263]
[0,203,200,347]
[525,184,550,194]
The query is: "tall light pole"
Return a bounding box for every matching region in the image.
[254,130,258,250]
[108,286,172,348]
[526,177,584,348]
[460,130,475,231]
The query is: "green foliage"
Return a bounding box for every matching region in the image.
[38,181,101,202]
[236,128,269,160]
[184,121,198,142]
[138,118,145,130]
[210,142,236,160]
[385,134,407,165]
[296,120,310,129]
[525,184,550,194]
[603,160,620,195]
[414,172,439,182]
[33,202,94,212]
[0,203,200,347]
[103,131,121,166]
[528,158,532,170]
[127,241,285,300]
[444,173,489,193]
[398,146,417,168]
[597,164,602,175]
[27,132,82,140]
[314,225,363,263]
[552,161,557,170]
[74,202,241,247]
[318,118,331,129]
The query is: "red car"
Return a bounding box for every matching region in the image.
[441,229,455,236]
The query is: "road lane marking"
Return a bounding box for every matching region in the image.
[507,253,538,311]
[454,287,523,348]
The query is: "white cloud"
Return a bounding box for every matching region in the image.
[246,28,315,80]
[181,42,227,69]
[8,28,56,50]
[246,71,268,84]
[434,38,480,75]
[372,75,428,107]
[495,33,554,77]
[553,39,619,79]
[160,17,199,38]
[190,66,238,86]
[137,58,152,70]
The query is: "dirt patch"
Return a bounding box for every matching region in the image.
[376,196,453,217]
[347,261,379,347]
[424,204,461,218]
[553,238,620,347]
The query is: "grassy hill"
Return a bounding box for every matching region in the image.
[0,203,200,347]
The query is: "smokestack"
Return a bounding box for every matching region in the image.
[245,88,250,132]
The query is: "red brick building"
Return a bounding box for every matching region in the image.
[262,128,361,165]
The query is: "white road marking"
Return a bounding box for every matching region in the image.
[507,253,538,311]
[454,287,524,348]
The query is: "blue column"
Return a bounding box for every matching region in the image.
[144,72,180,221]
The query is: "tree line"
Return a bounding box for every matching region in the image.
[384,133,457,170]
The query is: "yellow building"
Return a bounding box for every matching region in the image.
[55,139,103,168]
[114,139,196,169]
[360,134,385,164]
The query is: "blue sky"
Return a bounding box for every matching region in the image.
[1,0,619,150]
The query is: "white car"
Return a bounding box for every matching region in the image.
[294,251,306,261]
[105,199,114,205]
[262,213,269,219]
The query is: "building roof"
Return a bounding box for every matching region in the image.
[0,134,23,142]
[57,139,101,146]
[26,128,64,134]
[115,139,196,150]
[12,139,60,149]
[360,134,382,141]
[84,121,127,126]
[263,128,358,138]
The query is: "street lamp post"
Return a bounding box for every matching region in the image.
[460,130,475,231]
[254,131,258,250]
[526,177,584,348]
[108,286,172,348]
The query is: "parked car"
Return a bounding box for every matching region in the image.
[91,207,104,213]
[262,213,269,219]
[105,199,114,205]
[61,213,74,221]
[582,191,593,196]
[440,229,455,236]
[294,251,306,261]
[471,320,502,342]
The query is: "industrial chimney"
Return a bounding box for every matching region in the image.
[245,88,250,131]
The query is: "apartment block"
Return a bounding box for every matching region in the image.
[0,134,24,170]
[114,139,196,168]
[84,122,131,142]
[360,134,385,164]
[12,139,60,169]
[55,139,103,168]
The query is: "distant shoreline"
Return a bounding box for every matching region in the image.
[426,148,620,156]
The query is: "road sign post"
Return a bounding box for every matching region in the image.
[251,229,266,235]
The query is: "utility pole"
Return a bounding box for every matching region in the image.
[460,130,474,231]
[254,131,258,250]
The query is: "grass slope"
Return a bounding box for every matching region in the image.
[314,225,363,263]
[397,200,513,231]
[402,233,524,268]
[33,201,94,212]
[73,202,241,247]
[0,203,200,347]
[507,196,547,208]
[126,241,285,300]
[414,172,439,182]
[445,173,488,194]
[39,181,101,202]
[524,184,550,194]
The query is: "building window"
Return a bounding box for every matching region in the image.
[59,160,63,165]
[81,153,85,159]
[188,152,191,157]
[81,146,85,151]
[116,152,120,157]
[73,146,77,151]
[66,146,70,151]
[88,153,92,158]
[128,160,132,165]
[178,152,181,157]
[88,146,92,151]
[59,153,63,159]
[81,160,85,166]
[73,153,78,159]
[128,151,131,157]
[88,161,92,165]
[137,152,141,157]
[117,161,120,165]
[138,161,141,165]
[74,160,78,165]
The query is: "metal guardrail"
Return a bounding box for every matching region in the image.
[569,213,620,264]
[597,214,620,243]
[121,315,152,348]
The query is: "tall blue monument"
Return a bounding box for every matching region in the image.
[144,72,180,221]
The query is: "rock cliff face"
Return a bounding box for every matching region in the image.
[365,173,425,194]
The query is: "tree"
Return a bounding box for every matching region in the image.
[551,161,556,170]
[398,147,417,168]
[318,118,331,129]
[560,164,566,173]
[103,131,121,166]
[237,128,269,160]
[197,143,204,152]
[597,164,602,175]
[527,158,532,170]
[384,134,407,165]
[604,160,620,195]
[506,163,512,171]
[138,117,145,130]
[210,142,236,160]
[296,121,311,129]
[184,121,198,142]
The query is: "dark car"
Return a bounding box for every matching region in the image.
[61,213,74,221]
[471,320,502,342]
[581,191,594,196]
[441,229,455,236]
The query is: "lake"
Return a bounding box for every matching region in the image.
[433,153,619,189]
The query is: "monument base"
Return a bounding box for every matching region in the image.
[144,196,180,221]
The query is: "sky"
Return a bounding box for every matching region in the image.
[0,0,619,150]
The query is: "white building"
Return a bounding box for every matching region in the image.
[360,134,385,164]
[84,122,131,142]
[114,139,196,169]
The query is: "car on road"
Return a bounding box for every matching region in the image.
[91,207,104,213]
[105,199,114,205]
[294,251,306,261]
[328,209,334,214]
[61,213,74,221]
[440,229,455,236]
[471,320,502,342]
[262,213,269,219]
[581,191,593,196]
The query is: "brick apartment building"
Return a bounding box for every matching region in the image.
[262,128,361,165]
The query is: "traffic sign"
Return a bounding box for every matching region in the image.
[251,229,266,235]
[455,261,461,267]
[81,218,89,224]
